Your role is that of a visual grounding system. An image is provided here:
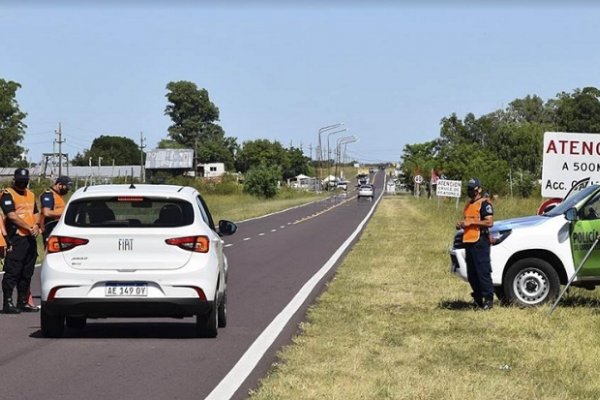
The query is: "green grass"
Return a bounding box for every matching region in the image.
[248,195,600,400]
[205,191,327,223]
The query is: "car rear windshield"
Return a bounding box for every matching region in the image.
[64,197,194,228]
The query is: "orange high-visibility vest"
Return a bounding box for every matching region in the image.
[4,188,36,236]
[44,189,66,217]
[0,214,6,250]
[462,198,485,243]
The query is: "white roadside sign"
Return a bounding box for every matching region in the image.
[541,132,600,198]
[436,179,462,198]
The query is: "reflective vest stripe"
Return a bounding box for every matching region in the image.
[5,188,36,236]
[463,198,485,243]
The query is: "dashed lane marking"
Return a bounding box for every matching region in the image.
[243,237,251,241]
[259,233,265,236]
[224,244,233,248]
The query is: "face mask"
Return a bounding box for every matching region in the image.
[467,188,477,198]
[14,180,28,190]
[58,187,69,195]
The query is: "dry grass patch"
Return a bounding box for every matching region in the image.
[250,195,600,400]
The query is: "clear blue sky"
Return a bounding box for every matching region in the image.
[2,2,599,165]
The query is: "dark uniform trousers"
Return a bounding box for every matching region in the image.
[465,239,493,300]
[2,235,38,304]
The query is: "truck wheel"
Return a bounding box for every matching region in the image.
[504,258,559,307]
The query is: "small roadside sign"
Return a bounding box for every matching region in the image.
[436,179,462,198]
[414,175,423,184]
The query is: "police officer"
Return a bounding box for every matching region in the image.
[39,176,72,246]
[1,168,41,314]
[457,178,494,310]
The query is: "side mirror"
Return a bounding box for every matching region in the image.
[565,207,578,222]
[218,220,237,236]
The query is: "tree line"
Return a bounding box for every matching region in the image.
[0,78,313,191]
[399,87,600,196]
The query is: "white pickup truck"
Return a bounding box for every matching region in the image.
[450,184,600,307]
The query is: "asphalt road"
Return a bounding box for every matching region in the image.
[0,171,385,400]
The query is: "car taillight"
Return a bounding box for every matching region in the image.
[47,236,89,253]
[165,236,210,253]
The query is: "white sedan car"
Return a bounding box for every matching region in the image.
[40,184,236,338]
[357,184,374,199]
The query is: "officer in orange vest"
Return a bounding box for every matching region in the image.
[0,168,41,314]
[457,178,494,310]
[39,176,72,246]
[0,211,7,259]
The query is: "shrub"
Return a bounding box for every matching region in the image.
[244,164,281,198]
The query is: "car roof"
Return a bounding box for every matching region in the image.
[69,184,199,201]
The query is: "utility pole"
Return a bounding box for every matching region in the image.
[55,122,65,177]
[139,131,146,183]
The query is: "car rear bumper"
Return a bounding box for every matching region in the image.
[42,298,214,318]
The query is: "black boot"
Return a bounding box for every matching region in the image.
[17,302,40,312]
[17,294,39,313]
[471,293,483,309]
[3,298,21,314]
[481,297,494,311]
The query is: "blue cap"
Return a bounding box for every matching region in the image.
[467,178,481,189]
[14,168,29,181]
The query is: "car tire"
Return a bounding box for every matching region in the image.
[493,286,508,305]
[504,258,560,307]
[66,316,87,329]
[41,308,65,338]
[218,292,227,328]
[196,297,218,338]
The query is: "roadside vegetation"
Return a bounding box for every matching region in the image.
[0,176,326,266]
[249,194,600,400]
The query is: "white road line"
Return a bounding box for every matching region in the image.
[204,184,384,400]
[279,225,285,229]
[224,244,233,248]
[243,237,251,241]
[287,222,292,225]
[259,233,265,236]
[271,229,277,232]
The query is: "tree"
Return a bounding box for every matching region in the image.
[553,87,600,133]
[164,81,236,168]
[283,146,313,179]
[72,135,143,166]
[157,139,186,149]
[235,139,289,174]
[399,141,438,189]
[0,79,27,166]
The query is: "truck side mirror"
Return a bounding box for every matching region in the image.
[565,207,578,222]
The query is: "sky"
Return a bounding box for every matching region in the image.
[2,1,600,166]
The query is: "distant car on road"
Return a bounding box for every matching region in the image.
[337,181,348,191]
[357,184,374,199]
[40,184,237,338]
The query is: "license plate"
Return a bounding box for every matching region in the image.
[105,282,148,297]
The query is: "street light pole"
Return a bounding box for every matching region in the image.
[326,128,347,185]
[335,136,358,180]
[317,123,343,190]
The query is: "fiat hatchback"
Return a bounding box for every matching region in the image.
[40,184,236,338]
